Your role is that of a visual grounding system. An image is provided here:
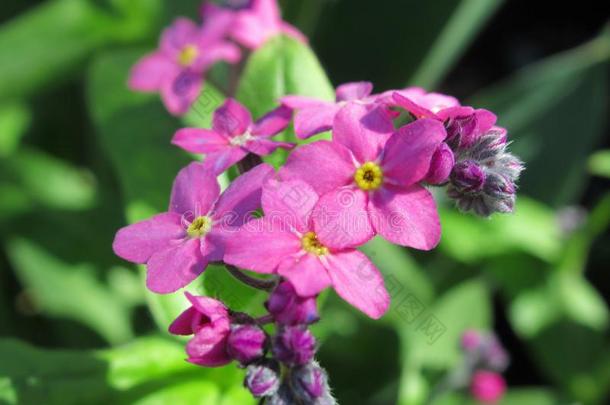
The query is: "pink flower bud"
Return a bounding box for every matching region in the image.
[470,371,506,404]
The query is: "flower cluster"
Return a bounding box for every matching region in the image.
[129,0,305,115]
[116,1,522,403]
[461,330,509,404]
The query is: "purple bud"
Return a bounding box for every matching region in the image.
[425,142,455,184]
[266,282,319,326]
[461,329,482,352]
[292,362,335,404]
[445,114,478,149]
[227,324,267,365]
[484,336,510,372]
[451,160,486,193]
[266,384,297,405]
[273,326,316,366]
[244,361,280,398]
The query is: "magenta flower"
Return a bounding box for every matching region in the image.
[113,162,273,293]
[279,103,445,250]
[202,0,306,50]
[172,99,293,175]
[383,87,461,119]
[169,292,232,367]
[281,81,381,139]
[224,177,390,319]
[128,18,240,116]
[470,371,506,404]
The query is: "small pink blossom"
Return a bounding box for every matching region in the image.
[279,103,445,250]
[172,99,293,175]
[169,292,232,367]
[281,81,383,139]
[223,178,390,319]
[128,18,240,116]
[470,371,507,404]
[202,0,306,50]
[113,162,273,293]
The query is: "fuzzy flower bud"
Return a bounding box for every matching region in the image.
[291,362,335,404]
[227,324,267,365]
[273,326,316,366]
[266,281,319,326]
[265,384,297,405]
[451,160,486,193]
[244,361,280,398]
[470,371,506,404]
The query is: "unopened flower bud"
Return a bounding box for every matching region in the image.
[446,114,478,149]
[244,361,280,398]
[227,324,267,365]
[273,326,316,366]
[484,337,509,372]
[470,371,506,404]
[265,384,297,405]
[291,362,335,404]
[451,160,486,193]
[425,143,455,184]
[266,281,319,326]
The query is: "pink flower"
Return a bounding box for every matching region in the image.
[172,99,294,175]
[223,178,390,319]
[279,103,445,250]
[470,371,507,404]
[383,87,461,119]
[113,162,273,293]
[281,81,379,139]
[169,292,232,367]
[202,0,306,50]
[128,18,240,116]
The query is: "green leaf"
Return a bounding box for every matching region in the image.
[588,149,610,178]
[203,265,268,316]
[432,389,559,405]
[0,337,251,405]
[6,238,134,344]
[439,197,562,263]
[1,147,97,211]
[0,102,30,157]
[469,31,610,206]
[236,35,334,167]
[408,0,504,88]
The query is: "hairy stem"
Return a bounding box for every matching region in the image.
[225,264,276,291]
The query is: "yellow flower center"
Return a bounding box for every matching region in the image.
[354,162,383,191]
[301,232,328,256]
[178,45,198,67]
[187,216,212,238]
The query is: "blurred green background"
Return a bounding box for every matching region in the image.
[1,0,609,404]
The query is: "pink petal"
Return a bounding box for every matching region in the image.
[245,138,294,156]
[200,4,237,43]
[335,81,373,102]
[294,104,341,139]
[169,162,220,215]
[261,179,319,234]
[146,238,207,294]
[168,306,198,335]
[160,70,202,116]
[252,105,292,137]
[392,91,437,119]
[281,95,328,109]
[113,213,185,264]
[185,292,229,326]
[196,42,241,70]
[160,18,200,54]
[223,218,301,274]
[200,229,226,263]
[369,185,441,250]
[128,52,173,92]
[172,128,229,154]
[279,141,354,195]
[324,250,390,319]
[312,187,374,249]
[231,12,275,50]
[212,163,274,226]
[202,147,249,175]
[278,254,332,297]
[382,118,446,187]
[332,103,393,163]
[213,99,252,136]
